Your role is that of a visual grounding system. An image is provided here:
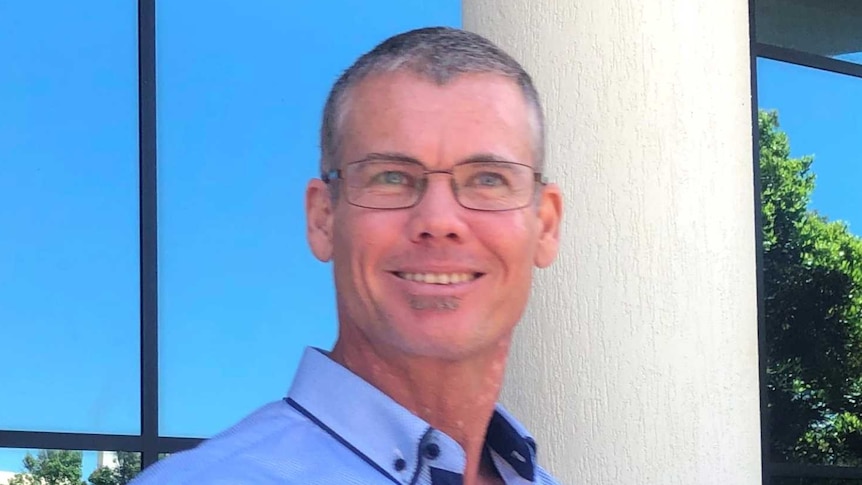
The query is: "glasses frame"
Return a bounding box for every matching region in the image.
[321,158,548,211]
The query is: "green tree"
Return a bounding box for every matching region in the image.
[86,466,117,485]
[113,452,142,485]
[761,109,862,466]
[7,450,85,485]
[87,452,141,485]
[7,451,142,485]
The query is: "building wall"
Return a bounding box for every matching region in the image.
[464,0,762,483]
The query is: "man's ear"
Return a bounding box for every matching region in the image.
[306,179,335,262]
[534,183,562,268]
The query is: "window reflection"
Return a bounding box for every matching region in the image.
[757,58,862,469]
[0,1,140,434]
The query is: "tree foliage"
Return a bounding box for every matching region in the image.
[86,452,141,485]
[7,450,85,485]
[7,451,141,485]
[761,109,862,466]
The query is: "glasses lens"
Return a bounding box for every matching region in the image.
[345,160,423,209]
[454,162,535,210]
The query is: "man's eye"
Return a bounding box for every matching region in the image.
[372,170,412,185]
[471,172,507,187]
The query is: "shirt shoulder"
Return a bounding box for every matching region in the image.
[128,400,378,485]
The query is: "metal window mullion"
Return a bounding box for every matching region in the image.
[138,0,159,470]
[768,462,862,480]
[747,3,771,485]
[756,42,862,80]
[0,431,142,453]
[157,436,204,454]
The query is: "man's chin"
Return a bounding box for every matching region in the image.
[407,295,462,311]
[384,326,510,362]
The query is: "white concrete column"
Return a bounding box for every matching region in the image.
[463,1,761,484]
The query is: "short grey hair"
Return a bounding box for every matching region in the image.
[319,26,545,174]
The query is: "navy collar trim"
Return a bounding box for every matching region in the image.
[287,348,537,482]
[430,467,464,485]
[285,397,403,485]
[486,408,536,480]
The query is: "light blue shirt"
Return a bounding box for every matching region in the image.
[131,348,561,484]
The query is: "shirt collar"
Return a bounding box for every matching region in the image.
[286,347,538,482]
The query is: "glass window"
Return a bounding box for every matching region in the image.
[755,0,862,65]
[758,58,862,468]
[156,1,461,437]
[0,2,140,434]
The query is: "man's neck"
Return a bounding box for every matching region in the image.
[329,332,512,485]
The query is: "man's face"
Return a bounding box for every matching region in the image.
[306,70,561,361]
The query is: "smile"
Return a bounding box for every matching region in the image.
[393,272,483,285]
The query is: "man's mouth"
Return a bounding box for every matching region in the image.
[392,272,483,285]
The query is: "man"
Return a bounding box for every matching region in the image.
[131,27,562,485]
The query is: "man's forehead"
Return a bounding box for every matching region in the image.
[337,71,534,167]
[341,70,532,141]
[348,69,525,106]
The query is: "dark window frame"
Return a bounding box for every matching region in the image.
[750,2,862,485]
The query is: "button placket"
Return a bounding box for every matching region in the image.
[416,428,469,482]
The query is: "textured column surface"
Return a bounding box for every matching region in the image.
[463,1,761,484]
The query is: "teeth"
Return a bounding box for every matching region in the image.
[397,272,478,285]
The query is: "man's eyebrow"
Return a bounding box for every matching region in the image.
[360,152,423,164]
[460,152,518,164]
[359,151,518,166]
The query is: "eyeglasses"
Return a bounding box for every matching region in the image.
[322,158,546,211]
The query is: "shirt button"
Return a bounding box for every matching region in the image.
[394,458,407,471]
[423,443,441,460]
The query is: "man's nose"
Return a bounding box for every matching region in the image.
[407,175,468,244]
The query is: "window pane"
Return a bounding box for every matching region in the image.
[0,449,141,485]
[0,3,140,434]
[156,1,461,437]
[755,0,862,65]
[757,58,862,466]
